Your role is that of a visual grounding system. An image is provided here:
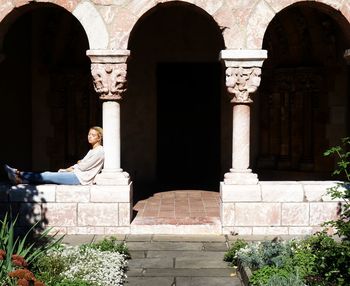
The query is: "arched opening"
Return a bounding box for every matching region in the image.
[126,2,227,201]
[0,3,100,180]
[252,2,350,180]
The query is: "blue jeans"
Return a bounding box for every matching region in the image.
[21,171,80,185]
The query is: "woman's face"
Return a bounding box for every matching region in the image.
[88,129,101,146]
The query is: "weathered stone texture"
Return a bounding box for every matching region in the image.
[252,227,289,235]
[246,0,275,49]
[78,203,119,226]
[221,202,235,226]
[90,185,131,202]
[261,184,303,202]
[221,183,261,202]
[56,186,90,203]
[310,202,339,226]
[282,203,309,226]
[45,203,77,226]
[235,203,281,226]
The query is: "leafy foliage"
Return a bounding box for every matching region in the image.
[223,239,248,266]
[323,137,350,240]
[33,236,129,286]
[86,236,130,258]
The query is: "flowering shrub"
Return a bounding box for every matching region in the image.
[34,243,128,286]
[0,250,46,286]
[225,233,350,285]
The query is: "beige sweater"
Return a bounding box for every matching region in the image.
[73,145,104,185]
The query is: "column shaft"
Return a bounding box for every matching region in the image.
[102,101,121,171]
[231,104,250,171]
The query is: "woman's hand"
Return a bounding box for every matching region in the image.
[58,166,74,172]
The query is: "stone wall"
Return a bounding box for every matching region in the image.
[220,181,342,236]
[2,0,350,50]
[0,184,133,234]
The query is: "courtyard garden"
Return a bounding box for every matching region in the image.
[224,138,350,285]
[0,215,130,286]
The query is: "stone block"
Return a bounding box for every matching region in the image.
[310,202,339,226]
[221,202,235,226]
[288,227,315,236]
[223,226,252,235]
[47,226,67,235]
[44,203,77,226]
[235,203,281,226]
[129,257,173,269]
[90,184,131,202]
[66,226,105,235]
[9,185,56,203]
[282,203,309,226]
[118,202,131,226]
[78,203,119,226]
[220,183,261,202]
[303,182,337,202]
[252,227,289,235]
[261,183,303,202]
[104,226,130,234]
[56,185,90,203]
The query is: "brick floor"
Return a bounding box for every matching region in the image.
[132,190,220,225]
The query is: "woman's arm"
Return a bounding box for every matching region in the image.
[74,149,104,172]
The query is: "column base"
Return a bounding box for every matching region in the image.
[95,169,130,185]
[224,169,258,184]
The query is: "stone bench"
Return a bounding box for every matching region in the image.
[0,183,133,235]
[220,181,343,236]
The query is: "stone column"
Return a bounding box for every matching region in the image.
[86,49,130,185]
[220,50,267,184]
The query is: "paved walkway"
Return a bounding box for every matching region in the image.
[62,234,241,286]
[131,190,222,234]
[133,191,220,225]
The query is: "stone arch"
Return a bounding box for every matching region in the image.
[124,0,227,201]
[113,0,227,50]
[247,0,350,49]
[0,1,100,172]
[0,1,108,50]
[252,1,350,180]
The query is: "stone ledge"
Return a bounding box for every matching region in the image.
[261,184,304,202]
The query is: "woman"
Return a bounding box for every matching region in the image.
[4,126,104,185]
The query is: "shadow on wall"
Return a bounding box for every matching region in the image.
[0,170,48,238]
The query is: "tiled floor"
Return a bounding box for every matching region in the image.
[132,190,220,225]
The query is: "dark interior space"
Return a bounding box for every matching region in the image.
[0,3,100,182]
[126,2,226,202]
[157,62,221,191]
[252,2,350,181]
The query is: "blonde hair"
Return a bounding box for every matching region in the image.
[90,126,103,143]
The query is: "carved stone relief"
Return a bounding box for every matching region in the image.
[225,66,262,103]
[90,62,127,100]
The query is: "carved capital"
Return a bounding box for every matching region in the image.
[90,63,127,100]
[220,49,267,104]
[86,49,130,101]
[225,67,262,103]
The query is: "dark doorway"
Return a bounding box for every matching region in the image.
[252,2,350,181]
[126,2,227,202]
[157,62,221,191]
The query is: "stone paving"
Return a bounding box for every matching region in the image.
[62,234,243,286]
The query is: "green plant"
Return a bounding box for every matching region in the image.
[87,236,130,258]
[250,266,305,286]
[265,272,305,286]
[0,213,63,285]
[33,244,128,286]
[223,239,248,266]
[323,137,350,240]
[301,232,350,286]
